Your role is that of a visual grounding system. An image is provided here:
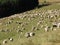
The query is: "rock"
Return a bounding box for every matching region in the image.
[25,32,35,38]
[31,26,36,31]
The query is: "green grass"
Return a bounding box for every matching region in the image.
[0,0,60,45]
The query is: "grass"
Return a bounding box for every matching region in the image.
[0,0,60,45]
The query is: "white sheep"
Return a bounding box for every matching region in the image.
[57,23,60,28]
[30,32,35,37]
[25,32,30,38]
[37,21,42,26]
[44,26,50,32]
[3,39,7,44]
[9,38,13,41]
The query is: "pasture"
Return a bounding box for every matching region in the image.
[0,0,60,45]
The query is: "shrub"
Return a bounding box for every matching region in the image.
[0,0,39,17]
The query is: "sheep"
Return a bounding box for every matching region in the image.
[30,32,35,37]
[17,29,22,33]
[18,26,20,28]
[16,21,19,24]
[3,39,7,44]
[16,21,22,25]
[22,27,25,30]
[31,26,36,31]
[57,23,60,28]
[37,21,42,26]
[5,29,10,32]
[20,23,25,27]
[41,25,44,28]
[17,29,21,33]
[9,38,13,41]
[50,27,53,31]
[52,23,57,27]
[25,32,30,38]
[50,15,54,19]
[7,21,12,24]
[44,26,50,32]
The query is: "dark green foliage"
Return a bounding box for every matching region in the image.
[0,0,39,18]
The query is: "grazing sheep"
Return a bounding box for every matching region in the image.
[31,26,36,31]
[35,27,39,30]
[41,25,44,28]
[25,32,30,38]
[22,27,25,30]
[17,29,21,33]
[18,26,20,28]
[7,21,12,24]
[28,18,31,21]
[44,26,50,32]
[30,32,35,37]
[17,29,22,33]
[50,27,53,31]
[37,21,42,26]
[22,15,27,19]
[5,29,10,32]
[21,23,25,27]
[16,21,22,25]
[57,23,60,28]
[3,39,7,44]
[25,32,35,38]
[9,38,13,41]
[52,23,57,27]
[50,15,54,19]
[16,21,19,23]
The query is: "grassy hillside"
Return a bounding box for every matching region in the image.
[0,0,60,45]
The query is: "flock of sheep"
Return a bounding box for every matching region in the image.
[0,9,60,45]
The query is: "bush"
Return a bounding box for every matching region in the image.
[0,0,39,18]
